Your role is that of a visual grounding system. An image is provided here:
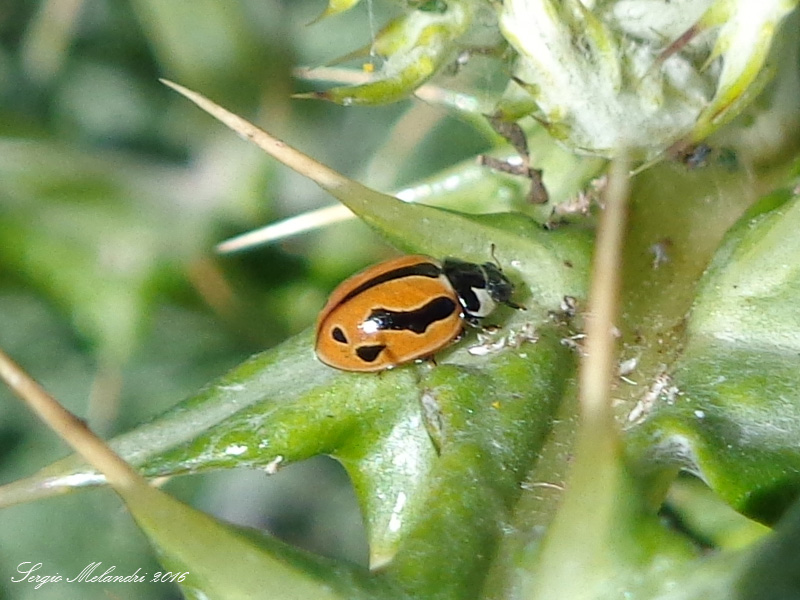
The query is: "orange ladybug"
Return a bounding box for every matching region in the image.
[315,254,520,372]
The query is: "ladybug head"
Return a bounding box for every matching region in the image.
[442,258,520,320]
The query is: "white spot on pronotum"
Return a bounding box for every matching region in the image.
[388,492,407,533]
[469,288,496,317]
[225,443,248,456]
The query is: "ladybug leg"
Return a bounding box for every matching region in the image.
[415,354,439,368]
[505,299,526,311]
[464,318,504,334]
[453,325,468,341]
[464,315,482,328]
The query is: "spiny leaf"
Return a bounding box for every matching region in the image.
[308,0,363,25]
[628,188,800,523]
[298,3,472,105]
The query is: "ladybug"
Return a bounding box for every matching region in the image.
[315,254,521,372]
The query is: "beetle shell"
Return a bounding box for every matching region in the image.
[315,254,518,372]
[315,255,463,372]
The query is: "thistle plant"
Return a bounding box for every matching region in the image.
[1,1,799,600]
[310,0,798,160]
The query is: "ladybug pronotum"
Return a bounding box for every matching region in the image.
[315,254,520,372]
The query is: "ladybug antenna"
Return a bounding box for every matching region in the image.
[489,243,526,312]
[490,243,502,269]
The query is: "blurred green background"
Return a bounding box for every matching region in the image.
[0,1,501,598]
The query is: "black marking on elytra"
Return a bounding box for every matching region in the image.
[356,344,386,363]
[367,296,457,334]
[338,261,442,307]
[332,327,347,344]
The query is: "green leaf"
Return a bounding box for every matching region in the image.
[112,474,399,599]
[629,187,800,523]
[0,79,599,597]
[381,327,574,596]
[0,267,581,552]
[309,0,363,24]
[690,0,800,143]
[299,2,472,105]
[0,299,579,600]
[735,493,800,599]
[665,475,770,551]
